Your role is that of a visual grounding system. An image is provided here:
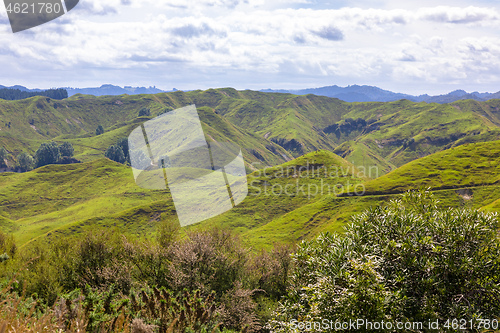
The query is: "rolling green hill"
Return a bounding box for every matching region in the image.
[348,140,500,195]
[0,150,368,248]
[3,89,500,176]
[2,141,500,250]
[0,159,169,246]
[0,93,293,168]
[2,89,500,249]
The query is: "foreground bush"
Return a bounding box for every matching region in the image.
[269,190,500,332]
[0,226,292,332]
[0,282,221,333]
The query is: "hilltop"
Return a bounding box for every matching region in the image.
[2,89,500,176]
[6,83,500,103]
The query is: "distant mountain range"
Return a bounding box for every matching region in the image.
[0,85,44,92]
[261,85,500,103]
[64,84,170,96]
[3,83,500,103]
[0,84,172,97]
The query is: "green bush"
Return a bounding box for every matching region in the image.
[35,142,60,168]
[104,145,126,164]
[138,107,151,117]
[16,152,34,172]
[95,125,104,136]
[269,190,500,332]
[59,142,75,157]
[1,227,292,332]
[166,228,250,297]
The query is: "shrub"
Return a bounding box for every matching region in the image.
[166,228,250,297]
[218,282,261,332]
[105,145,126,164]
[16,152,34,172]
[269,190,500,332]
[138,108,151,117]
[14,239,68,305]
[251,244,293,299]
[35,142,60,168]
[116,138,130,163]
[0,280,221,333]
[72,231,131,293]
[2,227,289,332]
[59,142,75,157]
[96,125,105,136]
[156,219,180,249]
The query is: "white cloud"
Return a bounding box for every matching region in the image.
[1,2,500,94]
[417,6,499,24]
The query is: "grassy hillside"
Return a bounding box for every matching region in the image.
[1,142,500,249]
[332,99,500,171]
[0,159,169,246]
[3,89,500,175]
[0,150,367,248]
[351,140,500,195]
[2,89,500,249]
[0,93,293,168]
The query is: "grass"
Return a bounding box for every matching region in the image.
[353,140,500,195]
[2,90,500,250]
[0,150,369,249]
[0,159,168,246]
[2,139,500,250]
[2,89,500,176]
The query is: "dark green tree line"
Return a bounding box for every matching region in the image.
[0,88,68,100]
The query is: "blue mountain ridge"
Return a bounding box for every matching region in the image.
[3,84,500,103]
[261,85,500,104]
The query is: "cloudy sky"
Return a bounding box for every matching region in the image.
[1,0,500,95]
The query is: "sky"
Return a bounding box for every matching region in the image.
[1,0,500,95]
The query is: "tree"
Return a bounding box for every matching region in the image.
[105,138,130,165]
[35,142,60,168]
[0,88,67,101]
[157,106,174,116]
[0,147,8,167]
[96,125,104,136]
[138,107,151,117]
[59,142,74,157]
[116,138,129,163]
[17,152,34,172]
[269,190,500,332]
[105,145,125,164]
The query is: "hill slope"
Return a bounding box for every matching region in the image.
[1,141,500,249]
[0,151,366,247]
[349,140,500,196]
[2,88,500,177]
